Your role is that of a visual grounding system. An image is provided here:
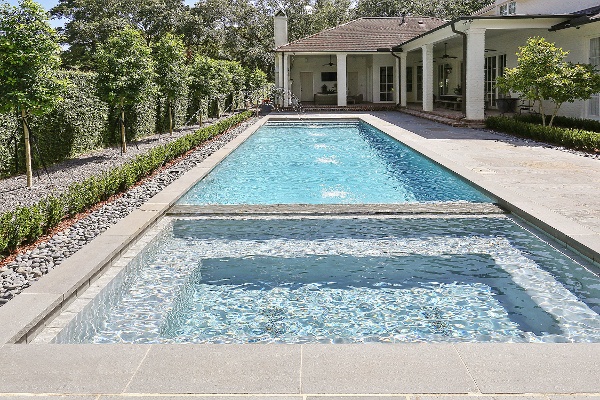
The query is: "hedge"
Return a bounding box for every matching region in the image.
[514,114,600,133]
[486,116,600,153]
[0,111,252,256]
[0,70,190,178]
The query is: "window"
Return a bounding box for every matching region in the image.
[416,66,423,101]
[499,1,516,15]
[406,67,413,92]
[379,66,394,101]
[589,38,600,117]
[438,64,450,97]
[485,54,507,108]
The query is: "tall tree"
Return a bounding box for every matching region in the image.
[51,0,189,69]
[95,26,156,153]
[0,0,67,187]
[354,0,493,19]
[152,33,188,135]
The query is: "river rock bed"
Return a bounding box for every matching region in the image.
[0,117,257,306]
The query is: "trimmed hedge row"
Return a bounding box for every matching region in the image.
[0,111,252,256]
[514,114,600,133]
[0,70,188,178]
[486,116,600,153]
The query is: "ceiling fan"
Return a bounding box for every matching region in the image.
[438,43,457,60]
[323,55,335,66]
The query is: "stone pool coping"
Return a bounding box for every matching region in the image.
[0,114,599,395]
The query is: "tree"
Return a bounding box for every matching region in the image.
[496,37,600,127]
[0,0,67,187]
[51,0,188,69]
[152,33,188,135]
[353,0,493,19]
[95,26,156,153]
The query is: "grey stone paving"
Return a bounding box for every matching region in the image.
[168,203,507,216]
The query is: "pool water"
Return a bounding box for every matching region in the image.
[55,217,600,344]
[177,121,492,204]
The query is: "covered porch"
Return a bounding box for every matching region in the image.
[392,15,583,121]
[275,52,400,108]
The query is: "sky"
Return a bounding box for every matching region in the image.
[3,0,197,28]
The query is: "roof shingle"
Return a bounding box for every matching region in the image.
[276,17,446,53]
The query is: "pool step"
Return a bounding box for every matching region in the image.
[167,203,507,216]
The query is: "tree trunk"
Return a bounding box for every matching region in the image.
[169,101,173,136]
[121,107,127,154]
[22,109,33,188]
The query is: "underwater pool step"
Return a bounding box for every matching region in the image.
[167,203,507,216]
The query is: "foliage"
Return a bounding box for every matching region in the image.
[52,0,189,69]
[0,112,252,256]
[152,33,189,134]
[353,0,493,19]
[496,37,600,127]
[244,67,269,107]
[486,116,600,153]
[0,0,66,115]
[0,0,68,186]
[95,26,156,152]
[515,113,600,133]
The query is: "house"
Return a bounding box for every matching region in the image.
[274,0,600,121]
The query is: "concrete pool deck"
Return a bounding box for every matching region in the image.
[0,112,599,397]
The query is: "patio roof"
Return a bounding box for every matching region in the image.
[550,4,600,31]
[276,17,445,53]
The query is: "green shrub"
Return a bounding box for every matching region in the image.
[515,114,600,133]
[486,116,600,152]
[0,111,252,256]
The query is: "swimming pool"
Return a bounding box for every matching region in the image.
[54,216,600,344]
[177,121,492,204]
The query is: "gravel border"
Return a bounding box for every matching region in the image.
[0,116,257,306]
[0,115,240,214]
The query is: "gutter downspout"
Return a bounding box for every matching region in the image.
[391,50,403,106]
[451,21,467,114]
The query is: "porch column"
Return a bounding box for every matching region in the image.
[394,56,400,105]
[336,53,347,106]
[400,52,407,107]
[422,43,434,112]
[465,28,486,120]
[275,53,283,88]
[283,52,290,106]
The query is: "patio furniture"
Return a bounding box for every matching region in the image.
[314,93,337,105]
[438,94,462,110]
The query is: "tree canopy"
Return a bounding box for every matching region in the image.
[496,37,600,127]
[0,0,67,186]
[52,0,493,74]
[95,26,156,152]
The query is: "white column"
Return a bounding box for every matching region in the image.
[394,56,400,105]
[422,44,434,112]
[275,53,282,87]
[336,53,347,106]
[466,28,486,120]
[283,53,290,107]
[400,52,407,107]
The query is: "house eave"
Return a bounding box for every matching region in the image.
[391,14,574,51]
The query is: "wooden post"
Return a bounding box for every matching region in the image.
[22,109,33,187]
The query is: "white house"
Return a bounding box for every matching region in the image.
[274,0,600,121]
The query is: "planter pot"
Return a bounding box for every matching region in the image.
[497,98,518,114]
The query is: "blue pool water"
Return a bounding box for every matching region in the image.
[177,121,492,204]
[56,217,600,344]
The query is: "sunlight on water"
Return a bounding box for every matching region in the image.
[177,121,492,205]
[56,217,600,344]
